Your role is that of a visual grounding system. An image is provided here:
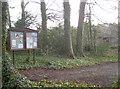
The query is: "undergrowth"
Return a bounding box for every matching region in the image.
[13,56,96,69]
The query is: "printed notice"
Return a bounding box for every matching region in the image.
[10,32,24,50]
[18,44,23,48]
[12,40,16,47]
[26,32,38,49]
[34,42,37,47]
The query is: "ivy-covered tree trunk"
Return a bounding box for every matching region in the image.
[2,2,8,60]
[2,2,18,88]
[63,0,75,59]
[41,0,48,54]
[2,2,10,88]
[76,1,86,57]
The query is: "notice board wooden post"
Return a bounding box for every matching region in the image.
[13,51,15,65]
[8,28,39,65]
[33,49,35,64]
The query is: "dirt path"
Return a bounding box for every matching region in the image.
[18,62,118,87]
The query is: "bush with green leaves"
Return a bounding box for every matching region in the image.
[95,42,111,56]
[38,26,66,56]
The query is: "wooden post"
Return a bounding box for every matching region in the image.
[12,51,15,65]
[33,49,35,64]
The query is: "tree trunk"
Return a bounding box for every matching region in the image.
[2,2,10,87]
[93,28,97,53]
[118,1,120,85]
[2,2,8,59]
[41,0,47,53]
[0,1,2,57]
[21,0,30,62]
[63,0,75,59]
[21,0,25,28]
[0,1,2,88]
[76,1,86,57]
[7,4,12,28]
[88,4,93,51]
[118,1,120,60]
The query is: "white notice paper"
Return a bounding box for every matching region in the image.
[18,44,23,48]
[34,42,37,47]
[27,43,30,48]
[12,40,16,47]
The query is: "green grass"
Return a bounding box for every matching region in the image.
[8,49,118,69]
[85,49,118,62]
[13,56,96,69]
[6,49,118,87]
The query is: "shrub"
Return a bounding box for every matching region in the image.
[95,42,111,56]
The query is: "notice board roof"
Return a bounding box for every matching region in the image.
[9,28,39,32]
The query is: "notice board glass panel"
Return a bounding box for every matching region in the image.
[26,32,38,49]
[10,32,24,50]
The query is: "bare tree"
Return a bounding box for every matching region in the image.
[41,0,48,53]
[63,0,75,59]
[21,0,26,28]
[76,0,87,57]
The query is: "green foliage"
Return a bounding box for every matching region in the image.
[2,53,97,88]
[13,55,96,69]
[95,42,111,56]
[85,49,118,62]
[8,49,117,70]
[38,26,66,55]
[2,53,17,88]
[114,76,120,88]
[7,72,97,88]
[47,27,65,55]
[36,80,97,87]
[38,23,114,58]
[38,26,79,56]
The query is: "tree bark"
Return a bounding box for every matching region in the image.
[7,4,11,28]
[63,0,75,59]
[88,4,93,51]
[0,2,2,57]
[2,2,8,59]
[76,1,86,57]
[0,2,2,88]
[2,2,10,87]
[41,0,47,53]
[21,0,26,28]
[118,1,120,61]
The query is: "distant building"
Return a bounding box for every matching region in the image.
[97,23,118,48]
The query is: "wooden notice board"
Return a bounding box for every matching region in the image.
[8,28,39,51]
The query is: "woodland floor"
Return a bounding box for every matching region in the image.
[18,61,118,87]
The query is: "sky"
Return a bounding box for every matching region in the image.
[8,0,118,29]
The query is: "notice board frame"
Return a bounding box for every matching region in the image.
[8,28,39,51]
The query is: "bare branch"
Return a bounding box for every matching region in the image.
[25,2,29,7]
[47,9,63,13]
[46,0,57,9]
[29,1,41,5]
